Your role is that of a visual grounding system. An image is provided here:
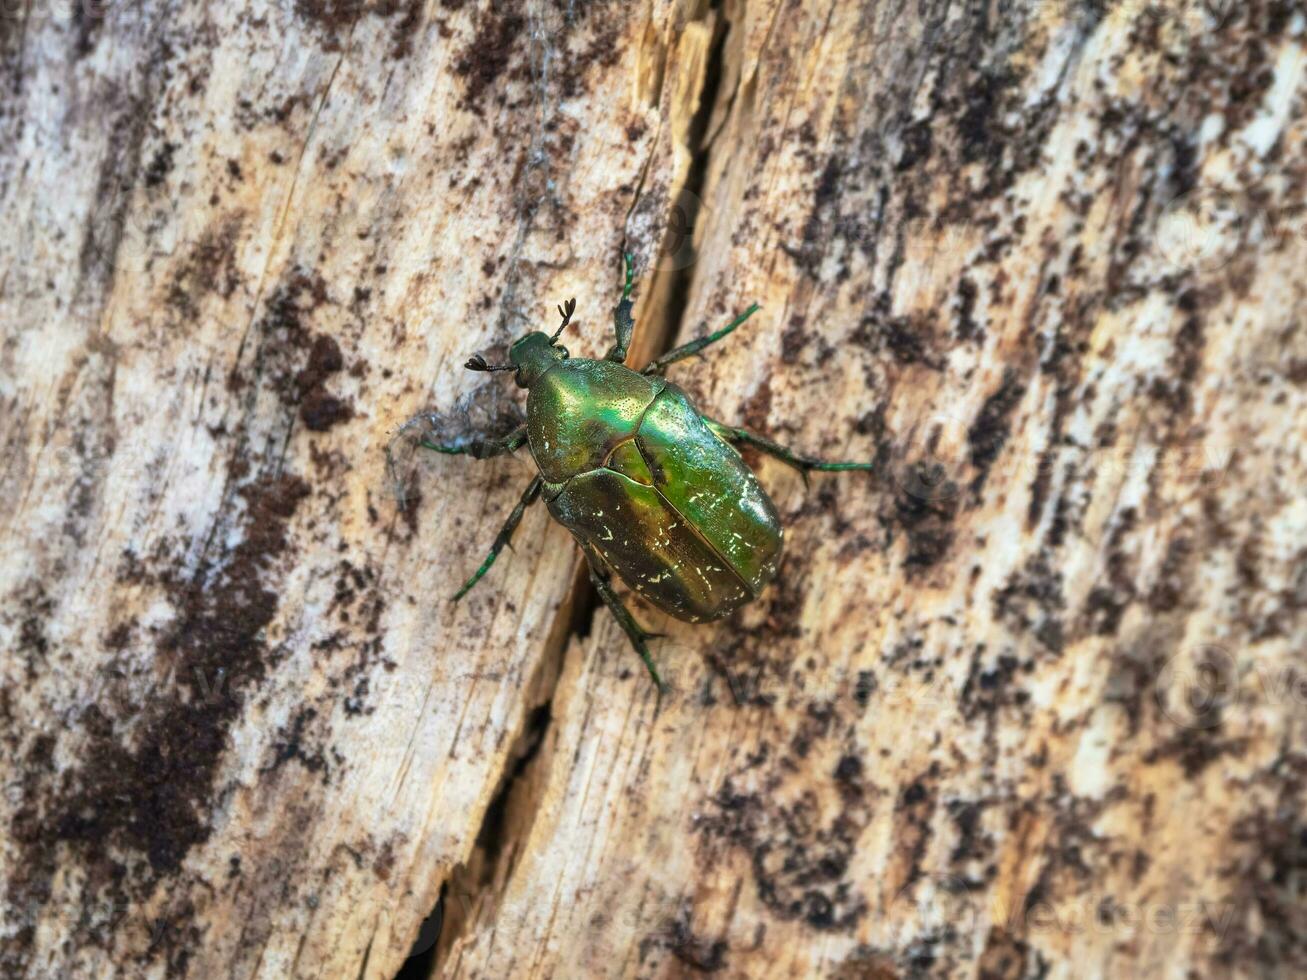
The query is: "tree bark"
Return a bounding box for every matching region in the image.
[2,1,1304,978]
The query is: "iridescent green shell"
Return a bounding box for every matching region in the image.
[526,360,782,623]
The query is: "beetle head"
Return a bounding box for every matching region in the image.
[507,331,568,388]
[466,298,575,387]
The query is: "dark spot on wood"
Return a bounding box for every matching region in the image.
[558,3,626,101]
[294,1,426,58]
[978,926,1034,978]
[834,755,863,783]
[968,368,1026,497]
[895,119,932,172]
[955,276,981,342]
[8,581,53,681]
[77,100,151,295]
[1147,536,1192,612]
[385,0,426,59]
[297,1,380,51]
[1083,586,1129,636]
[301,391,354,431]
[264,705,330,778]
[654,914,729,973]
[297,335,353,430]
[166,216,243,318]
[894,768,939,887]
[957,70,1013,163]
[948,799,988,864]
[71,1,105,59]
[1145,731,1248,779]
[1025,453,1054,533]
[253,270,356,430]
[454,6,526,111]
[1217,794,1307,971]
[142,141,177,188]
[4,473,309,973]
[783,155,846,277]
[852,312,942,370]
[739,376,773,432]
[993,555,1066,654]
[700,779,869,933]
[959,650,1029,719]
[885,466,957,574]
[853,670,877,707]
[781,314,810,360]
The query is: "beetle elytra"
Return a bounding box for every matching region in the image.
[408,254,872,693]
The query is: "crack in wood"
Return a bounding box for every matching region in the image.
[405,5,740,977]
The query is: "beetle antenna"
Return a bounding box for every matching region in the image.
[550,297,577,343]
[465,354,514,372]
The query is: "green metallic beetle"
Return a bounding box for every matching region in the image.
[421,255,871,691]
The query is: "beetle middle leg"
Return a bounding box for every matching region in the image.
[582,549,666,695]
[643,303,761,376]
[704,418,873,486]
[451,475,544,602]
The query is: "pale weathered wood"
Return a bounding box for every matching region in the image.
[0,1,701,977]
[442,0,1307,977]
[3,0,1306,979]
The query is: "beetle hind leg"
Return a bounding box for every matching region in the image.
[643,303,761,376]
[451,476,544,602]
[584,555,666,695]
[704,417,873,487]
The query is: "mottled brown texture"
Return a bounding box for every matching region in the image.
[442,1,1307,978]
[2,0,1305,978]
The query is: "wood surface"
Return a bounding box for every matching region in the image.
[2,1,1304,978]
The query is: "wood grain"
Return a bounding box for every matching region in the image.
[2,1,1304,978]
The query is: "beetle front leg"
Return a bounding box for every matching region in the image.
[704,417,873,487]
[583,552,666,696]
[417,425,528,460]
[643,303,760,376]
[604,251,636,364]
[451,475,544,602]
